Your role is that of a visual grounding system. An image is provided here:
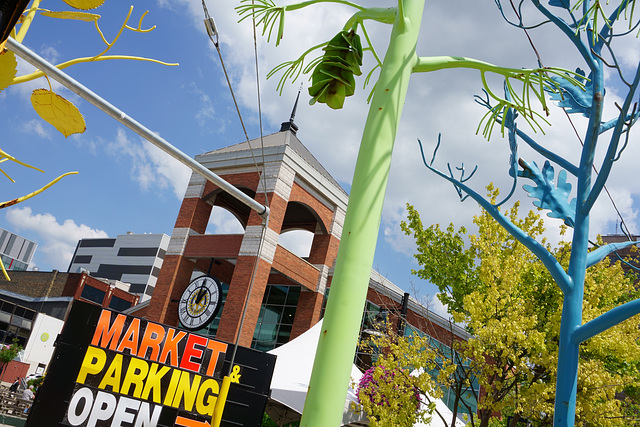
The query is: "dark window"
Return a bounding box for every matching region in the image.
[117,247,159,257]
[157,249,166,260]
[80,285,106,304]
[151,267,161,278]
[73,255,92,264]
[145,286,155,296]
[108,296,132,312]
[128,284,147,294]
[22,242,35,263]
[95,264,153,280]
[4,235,15,254]
[79,239,116,248]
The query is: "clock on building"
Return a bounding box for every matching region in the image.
[178,275,223,331]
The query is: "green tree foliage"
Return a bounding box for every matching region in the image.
[0,339,23,377]
[0,339,22,365]
[392,188,640,426]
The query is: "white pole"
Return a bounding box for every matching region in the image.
[6,37,269,220]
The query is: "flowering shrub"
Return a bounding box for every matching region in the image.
[356,365,423,426]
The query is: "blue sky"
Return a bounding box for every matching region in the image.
[2,0,640,317]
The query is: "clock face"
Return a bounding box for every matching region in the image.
[178,275,223,331]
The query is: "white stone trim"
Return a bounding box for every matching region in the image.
[184,173,207,199]
[314,264,330,294]
[330,207,346,239]
[239,226,278,264]
[167,228,199,256]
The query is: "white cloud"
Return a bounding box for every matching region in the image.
[106,128,191,199]
[428,294,452,321]
[5,206,108,270]
[20,119,52,139]
[278,230,313,258]
[207,207,244,234]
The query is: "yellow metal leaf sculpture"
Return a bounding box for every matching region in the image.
[39,10,101,22]
[0,50,17,93]
[61,0,106,11]
[31,89,86,137]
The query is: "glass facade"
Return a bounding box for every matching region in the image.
[0,254,28,271]
[0,300,36,348]
[251,285,300,351]
[181,282,300,352]
[355,300,386,369]
[405,324,479,417]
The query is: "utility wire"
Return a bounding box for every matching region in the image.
[201,0,271,377]
[202,0,270,207]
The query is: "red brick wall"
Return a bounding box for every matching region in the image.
[291,290,324,339]
[175,198,213,234]
[146,255,195,325]
[308,234,340,266]
[289,182,334,234]
[215,257,272,346]
[1,360,29,384]
[272,246,319,291]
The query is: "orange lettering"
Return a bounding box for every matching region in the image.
[91,310,126,350]
[206,340,228,377]
[138,322,166,362]
[159,328,187,367]
[116,318,141,355]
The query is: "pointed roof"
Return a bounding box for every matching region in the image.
[198,131,347,199]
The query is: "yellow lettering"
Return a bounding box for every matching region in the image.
[163,369,182,406]
[98,353,123,393]
[196,378,219,416]
[172,370,201,412]
[141,363,170,404]
[120,357,149,398]
[76,346,106,384]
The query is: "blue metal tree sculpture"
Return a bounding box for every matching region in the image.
[421,1,640,426]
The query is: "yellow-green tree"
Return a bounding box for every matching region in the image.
[383,187,640,427]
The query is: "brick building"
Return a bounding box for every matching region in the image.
[134,122,467,348]
[0,270,140,327]
[119,119,475,415]
[601,234,640,277]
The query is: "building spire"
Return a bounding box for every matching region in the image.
[280,85,301,134]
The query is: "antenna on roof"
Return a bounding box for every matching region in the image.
[280,84,301,134]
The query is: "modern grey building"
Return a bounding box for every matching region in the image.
[0,227,36,271]
[67,232,170,302]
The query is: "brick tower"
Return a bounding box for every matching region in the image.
[146,120,347,348]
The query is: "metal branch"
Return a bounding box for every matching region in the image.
[417,139,571,295]
[572,298,640,344]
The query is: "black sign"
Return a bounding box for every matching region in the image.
[26,301,276,427]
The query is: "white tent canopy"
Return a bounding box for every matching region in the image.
[267,321,366,426]
[267,321,465,427]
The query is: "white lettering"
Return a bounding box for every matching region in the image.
[87,391,117,426]
[67,388,93,426]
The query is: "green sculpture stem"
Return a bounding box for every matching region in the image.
[299,0,426,425]
[282,0,367,12]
